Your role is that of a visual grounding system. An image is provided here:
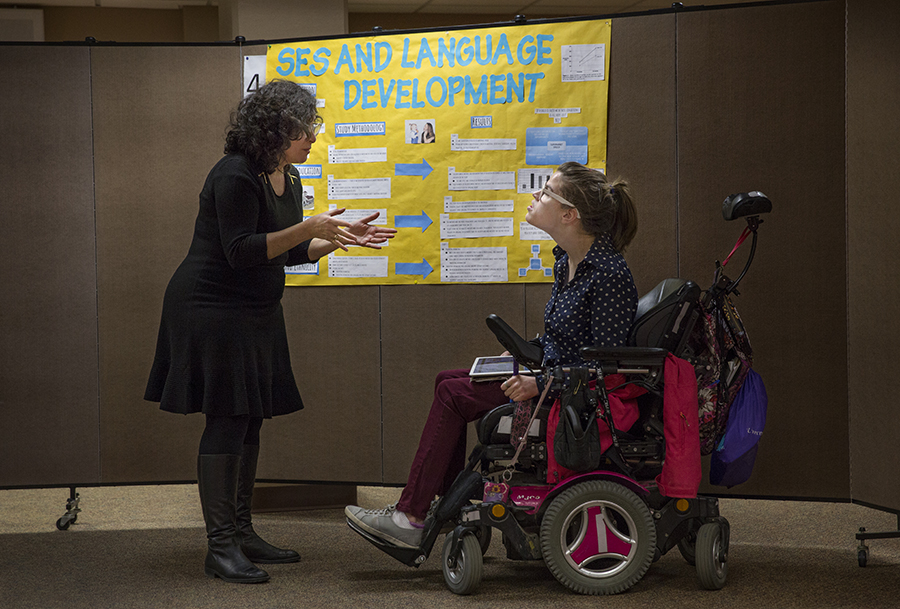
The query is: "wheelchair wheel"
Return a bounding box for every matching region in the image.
[540,480,656,595]
[695,522,728,590]
[442,532,483,595]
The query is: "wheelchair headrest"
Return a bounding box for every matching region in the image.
[722,191,772,221]
[628,278,701,354]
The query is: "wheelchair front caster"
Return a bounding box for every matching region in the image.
[695,522,728,590]
[442,532,483,595]
[56,489,81,531]
[857,546,869,567]
[677,524,699,566]
[474,524,492,555]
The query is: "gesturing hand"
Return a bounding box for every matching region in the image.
[347,211,398,249]
[307,208,358,251]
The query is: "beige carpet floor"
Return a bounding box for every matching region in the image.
[1,485,898,608]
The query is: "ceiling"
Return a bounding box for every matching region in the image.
[0,0,772,17]
[345,0,752,16]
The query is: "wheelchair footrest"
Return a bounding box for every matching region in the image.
[346,517,428,568]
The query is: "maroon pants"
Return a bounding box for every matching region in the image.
[397,369,508,519]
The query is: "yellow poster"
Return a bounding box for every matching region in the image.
[267,19,611,286]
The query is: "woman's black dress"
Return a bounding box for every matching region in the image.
[144,154,311,418]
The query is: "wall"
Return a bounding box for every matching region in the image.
[42,7,205,43]
[347,12,555,33]
[218,0,347,41]
[2,0,896,511]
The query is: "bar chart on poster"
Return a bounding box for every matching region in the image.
[266,18,611,285]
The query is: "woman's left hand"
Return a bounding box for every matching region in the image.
[347,212,398,249]
[501,375,539,402]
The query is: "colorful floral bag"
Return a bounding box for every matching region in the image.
[686,292,753,456]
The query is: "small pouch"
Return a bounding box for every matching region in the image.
[483,481,510,503]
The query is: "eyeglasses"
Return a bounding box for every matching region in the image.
[535,185,581,218]
[303,118,324,136]
[291,118,324,141]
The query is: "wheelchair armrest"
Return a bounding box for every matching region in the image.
[486,314,543,370]
[579,346,668,372]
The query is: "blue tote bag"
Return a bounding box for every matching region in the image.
[709,369,767,487]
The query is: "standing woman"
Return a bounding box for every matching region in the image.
[145,80,395,584]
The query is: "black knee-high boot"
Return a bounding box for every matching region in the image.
[235,445,301,564]
[197,454,270,583]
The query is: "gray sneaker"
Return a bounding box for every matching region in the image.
[345,504,423,549]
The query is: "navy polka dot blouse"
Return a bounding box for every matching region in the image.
[534,233,638,391]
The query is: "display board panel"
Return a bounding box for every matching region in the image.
[847,0,900,512]
[674,2,850,500]
[0,47,100,487]
[92,46,240,483]
[268,20,611,286]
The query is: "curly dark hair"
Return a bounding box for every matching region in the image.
[224,80,321,174]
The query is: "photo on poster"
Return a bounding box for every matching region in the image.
[302,185,315,211]
[405,119,437,144]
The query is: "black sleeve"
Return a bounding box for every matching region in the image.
[287,240,313,266]
[212,159,270,270]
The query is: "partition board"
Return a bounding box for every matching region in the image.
[90,44,385,485]
[606,12,679,295]
[524,12,679,390]
[92,45,242,483]
[1,1,882,504]
[847,0,900,511]
[263,286,383,482]
[676,1,849,498]
[381,284,526,484]
[0,47,100,487]
[378,12,682,486]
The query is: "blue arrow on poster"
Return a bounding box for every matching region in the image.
[395,259,433,278]
[394,159,433,179]
[394,211,433,232]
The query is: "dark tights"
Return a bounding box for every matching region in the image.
[199,414,264,455]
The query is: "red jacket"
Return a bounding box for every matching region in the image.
[655,354,701,498]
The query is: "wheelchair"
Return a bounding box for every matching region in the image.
[347,191,771,596]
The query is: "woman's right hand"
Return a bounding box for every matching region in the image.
[501,375,539,402]
[305,208,358,250]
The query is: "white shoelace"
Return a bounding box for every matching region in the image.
[360,503,396,516]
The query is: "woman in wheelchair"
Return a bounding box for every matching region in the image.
[345,162,639,549]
